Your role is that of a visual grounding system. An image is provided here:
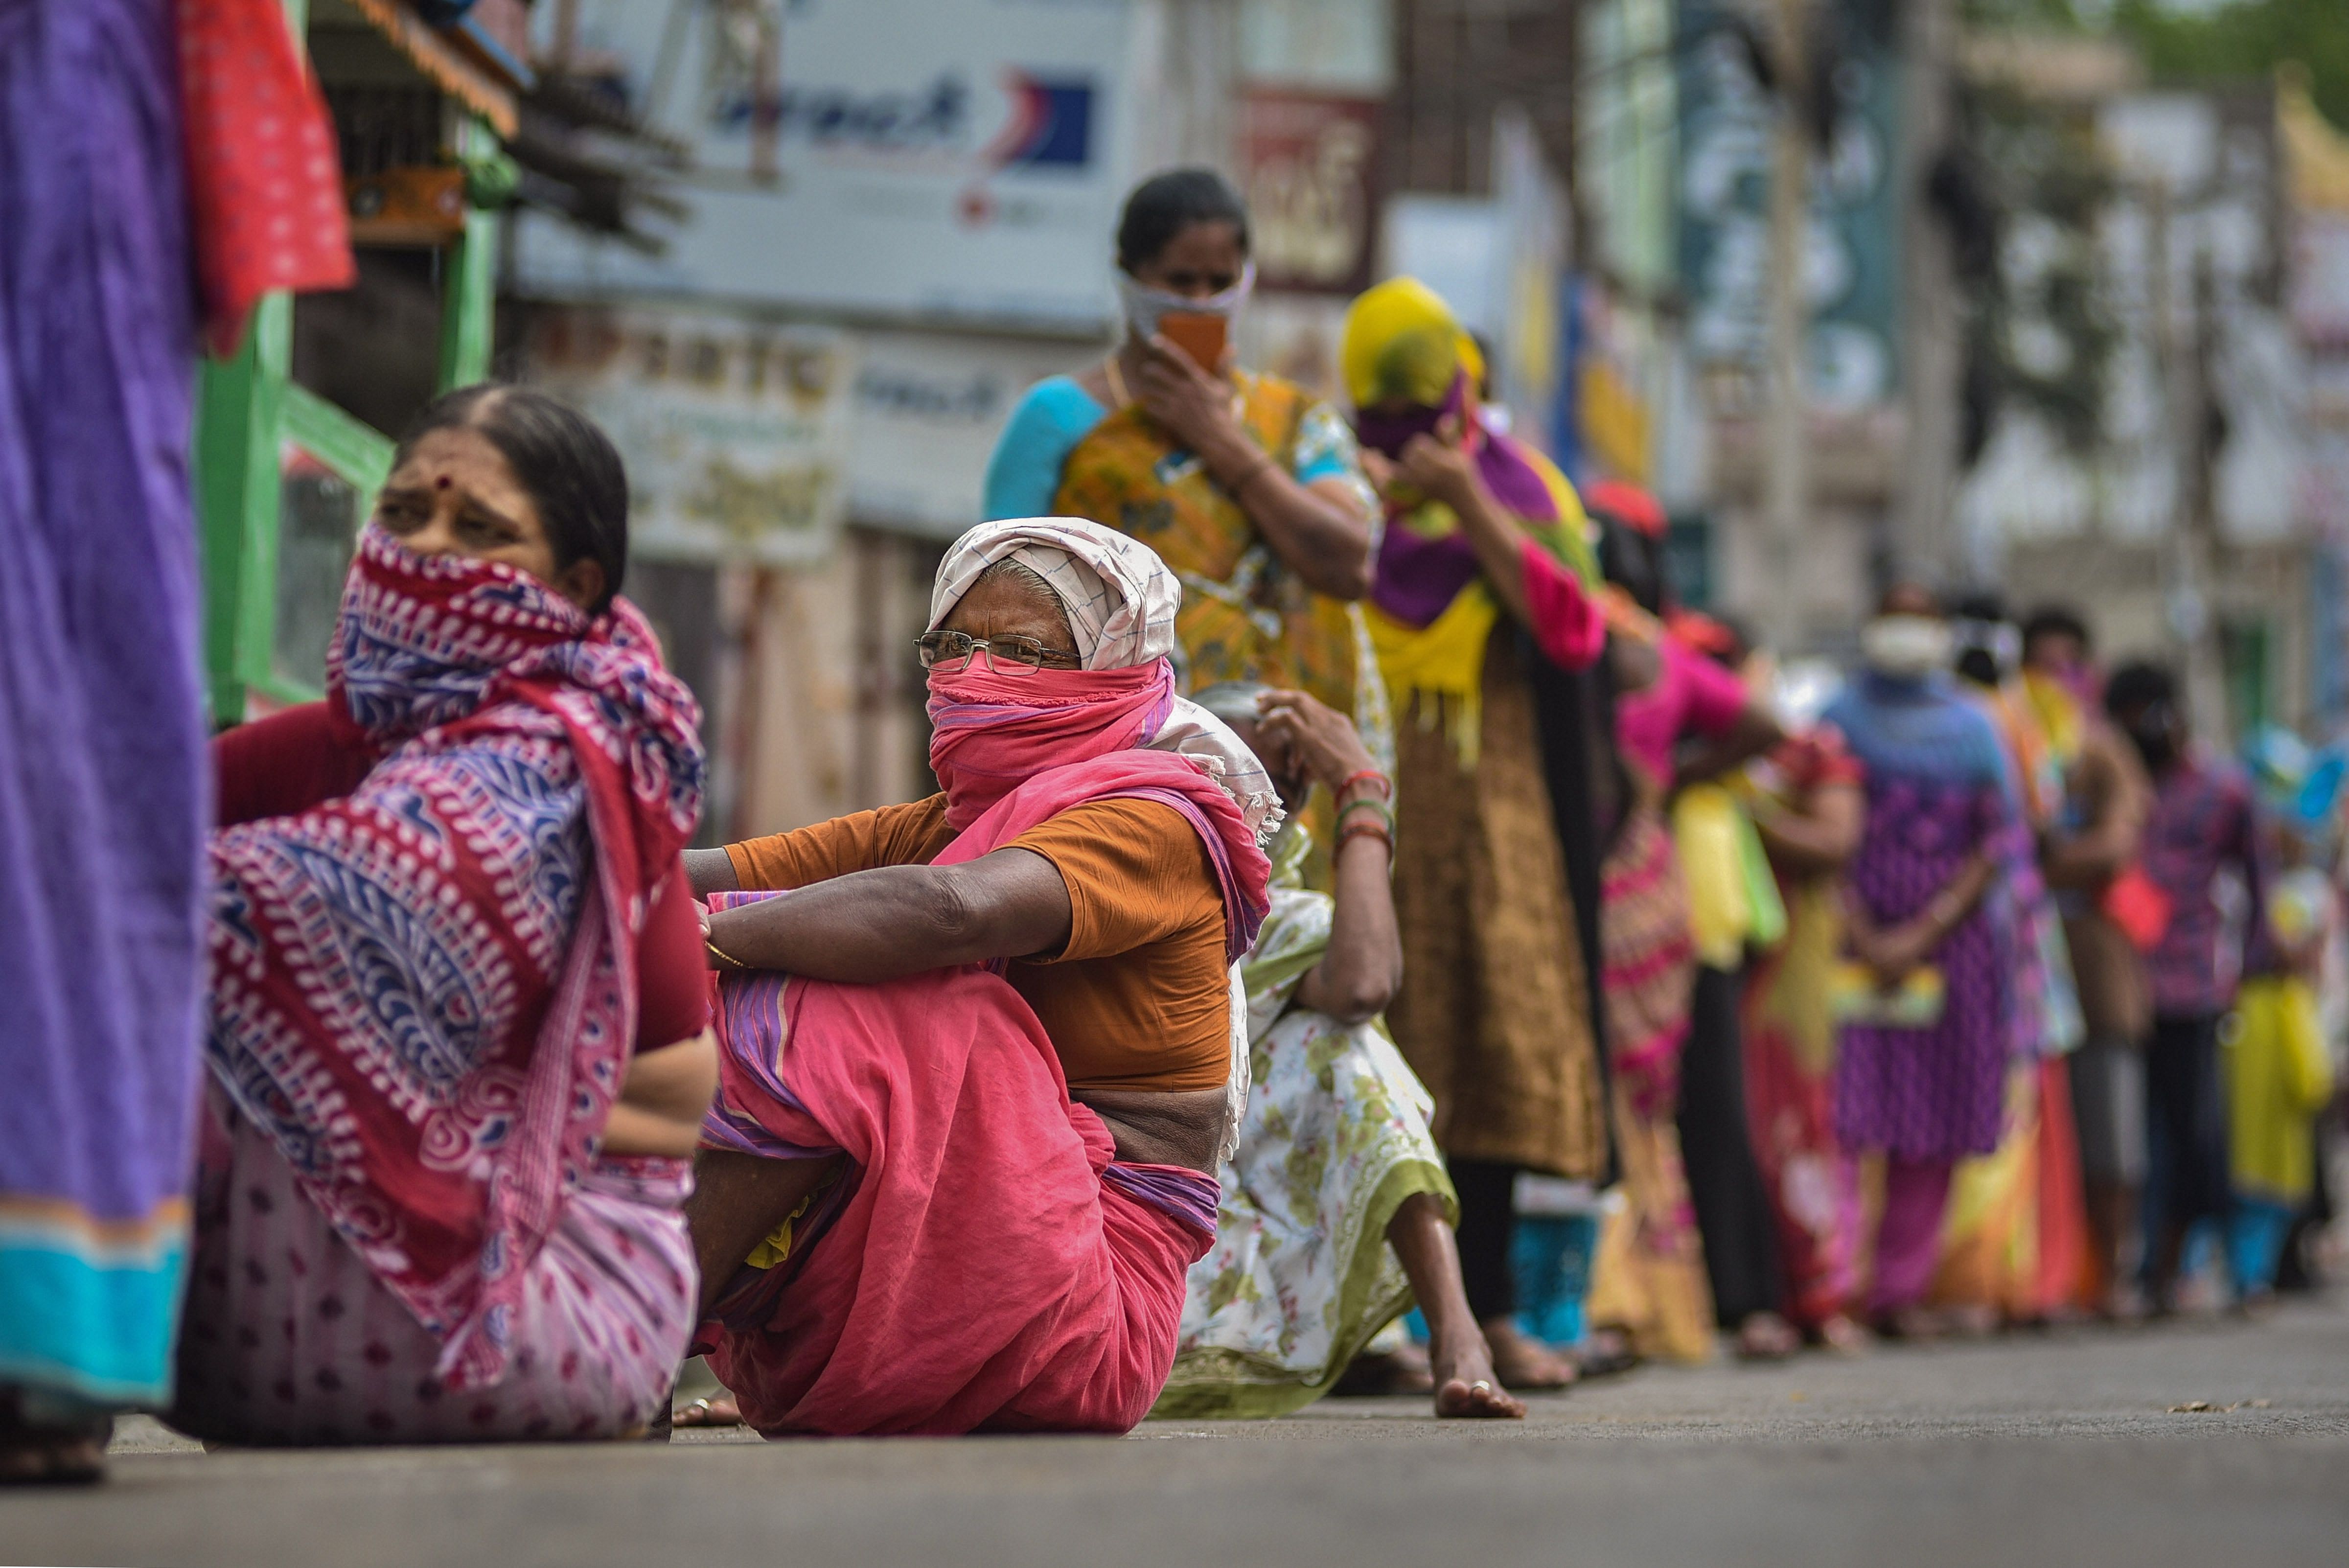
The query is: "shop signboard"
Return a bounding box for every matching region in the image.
[525,303,856,567]
[1674,0,1903,410]
[1239,91,1381,295]
[514,0,1139,329]
[847,329,1099,536]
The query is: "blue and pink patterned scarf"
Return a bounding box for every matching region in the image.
[204,527,703,1390]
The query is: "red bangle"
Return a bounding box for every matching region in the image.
[1337,769,1392,801]
[1336,820,1393,853]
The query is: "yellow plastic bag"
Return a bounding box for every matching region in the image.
[1673,783,1749,969]
[2226,975,2337,1201]
[1734,802,1788,948]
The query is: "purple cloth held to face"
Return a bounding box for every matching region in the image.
[1354,372,1575,629]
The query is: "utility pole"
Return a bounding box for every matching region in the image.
[2148,181,2227,743]
[1896,0,1962,588]
[1758,0,1812,653]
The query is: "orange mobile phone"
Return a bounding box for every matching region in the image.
[1158,312,1227,373]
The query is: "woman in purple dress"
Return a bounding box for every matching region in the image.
[1822,585,2018,1339]
[1,0,206,1482]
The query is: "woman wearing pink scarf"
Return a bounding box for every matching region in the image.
[683,518,1275,1435]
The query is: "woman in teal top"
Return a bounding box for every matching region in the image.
[983,375,1367,522]
[984,168,1388,878]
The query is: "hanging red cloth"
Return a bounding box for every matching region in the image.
[177,0,355,355]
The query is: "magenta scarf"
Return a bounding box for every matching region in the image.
[927,660,1177,830]
[924,661,1269,959]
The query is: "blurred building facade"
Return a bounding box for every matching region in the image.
[1954,50,2349,742]
[484,1,2349,843]
[509,0,1423,841]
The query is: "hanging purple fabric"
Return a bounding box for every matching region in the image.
[0,0,206,1410]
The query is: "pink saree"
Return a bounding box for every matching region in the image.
[695,748,1263,1435]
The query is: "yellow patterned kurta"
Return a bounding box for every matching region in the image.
[1051,373,1392,863]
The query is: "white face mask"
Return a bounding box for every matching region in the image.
[1115,261,1255,343]
[1861,615,1953,680]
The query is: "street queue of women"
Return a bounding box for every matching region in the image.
[8,167,2341,1479]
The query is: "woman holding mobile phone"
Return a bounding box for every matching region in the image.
[984,169,1387,876]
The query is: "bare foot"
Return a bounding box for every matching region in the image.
[1875,1305,1944,1342]
[2097,1284,2149,1325]
[1734,1310,1802,1360]
[0,1397,109,1486]
[1331,1344,1435,1397]
[1943,1302,2002,1339]
[671,1395,742,1429]
[1428,1325,1527,1419]
[1814,1314,1871,1356]
[1571,1326,1641,1380]
[1480,1317,1577,1392]
[0,1434,105,1484]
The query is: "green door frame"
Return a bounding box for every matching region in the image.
[193,33,502,724]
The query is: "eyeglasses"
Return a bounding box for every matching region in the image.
[915,629,1082,676]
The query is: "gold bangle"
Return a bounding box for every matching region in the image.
[705,936,750,972]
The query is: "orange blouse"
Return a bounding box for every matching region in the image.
[725,795,1232,1094]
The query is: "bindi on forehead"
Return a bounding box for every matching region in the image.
[435,475,453,489]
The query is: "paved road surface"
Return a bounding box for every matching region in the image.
[8,1296,2347,1567]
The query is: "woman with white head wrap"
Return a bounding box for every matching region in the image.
[676,519,1273,1437]
[922,517,1283,842]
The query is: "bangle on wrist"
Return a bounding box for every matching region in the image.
[1336,768,1392,803]
[705,936,750,972]
[1231,455,1279,493]
[1336,820,1393,854]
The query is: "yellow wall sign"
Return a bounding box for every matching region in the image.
[1579,359,1651,486]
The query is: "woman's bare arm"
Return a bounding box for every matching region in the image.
[2041,734,2147,890]
[604,1029,719,1158]
[1365,424,1535,627]
[1852,851,1996,982]
[1127,339,1374,598]
[1676,697,1786,792]
[1291,828,1403,1024]
[1754,779,1865,876]
[684,847,740,897]
[1253,689,1405,1025]
[702,848,1073,982]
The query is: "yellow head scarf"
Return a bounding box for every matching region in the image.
[1340,277,1485,410]
[1341,277,1590,767]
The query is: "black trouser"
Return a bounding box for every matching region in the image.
[1676,964,1783,1327]
[1449,1156,1520,1320]
[2144,1012,2232,1245]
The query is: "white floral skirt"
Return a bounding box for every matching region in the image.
[1151,1004,1452,1420]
